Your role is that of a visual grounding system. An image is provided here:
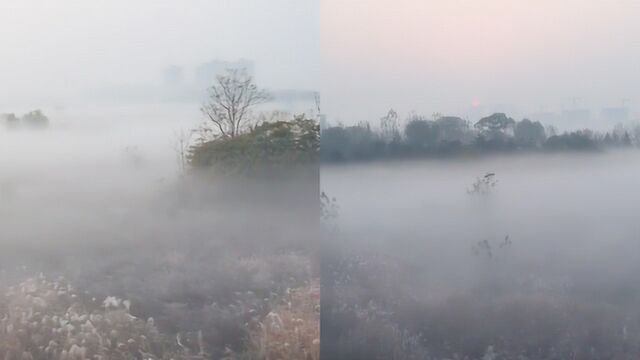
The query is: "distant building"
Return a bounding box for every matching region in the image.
[601,107,629,123]
[530,112,558,125]
[561,109,591,125]
[163,65,184,87]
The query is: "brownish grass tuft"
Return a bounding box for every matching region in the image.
[248,279,320,360]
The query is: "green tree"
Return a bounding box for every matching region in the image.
[474,113,515,140]
[21,110,49,128]
[189,115,318,175]
[514,118,546,147]
[544,130,597,151]
[0,113,20,129]
[379,109,401,143]
[405,116,438,148]
[434,116,469,143]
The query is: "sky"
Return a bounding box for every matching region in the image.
[0,0,320,107]
[3,0,639,123]
[321,0,640,124]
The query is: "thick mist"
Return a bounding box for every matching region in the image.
[0,104,198,253]
[0,0,320,107]
[324,151,640,284]
[321,151,640,358]
[0,1,320,358]
[0,104,319,358]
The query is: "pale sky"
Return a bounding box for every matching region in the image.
[0,0,320,107]
[4,0,639,121]
[321,0,640,123]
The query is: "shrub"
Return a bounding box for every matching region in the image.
[189,115,318,175]
[21,110,49,129]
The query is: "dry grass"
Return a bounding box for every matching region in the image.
[324,250,640,360]
[0,253,319,360]
[0,275,199,360]
[247,279,320,360]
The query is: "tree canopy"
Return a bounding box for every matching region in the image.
[320,111,636,162]
[189,115,318,175]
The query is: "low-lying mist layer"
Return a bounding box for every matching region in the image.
[322,150,640,359]
[0,105,319,359]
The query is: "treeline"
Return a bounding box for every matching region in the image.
[0,110,49,129]
[321,110,638,162]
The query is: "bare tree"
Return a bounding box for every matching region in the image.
[200,68,270,139]
[172,128,195,173]
[379,108,400,143]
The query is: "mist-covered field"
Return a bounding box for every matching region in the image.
[0,104,319,359]
[321,150,640,359]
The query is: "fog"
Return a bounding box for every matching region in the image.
[324,151,640,277]
[0,2,320,358]
[318,2,640,358]
[1,0,320,107]
[321,0,640,125]
[321,151,640,358]
[0,102,319,357]
[0,104,196,248]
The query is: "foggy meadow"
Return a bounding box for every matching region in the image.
[0,1,320,359]
[0,102,319,359]
[321,150,640,359]
[318,0,640,358]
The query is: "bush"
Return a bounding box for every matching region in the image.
[544,130,599,151]
[189,115,318,175]
[0,113,20,129]
[21,110,49,129]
